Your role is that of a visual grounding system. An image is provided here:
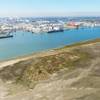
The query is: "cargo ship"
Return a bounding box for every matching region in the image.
[47,26,64,33]
[47,29,64,33]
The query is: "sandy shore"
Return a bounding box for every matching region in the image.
[0,49,61,69]
[0,39,100,70]
[0,56,32,69]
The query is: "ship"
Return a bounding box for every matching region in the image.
[0,33,13,39]
[47,26,64,33]
[47,29,64,33]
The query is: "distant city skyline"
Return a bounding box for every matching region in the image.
[0,0,100,17]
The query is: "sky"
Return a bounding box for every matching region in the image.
[0,0,100,17]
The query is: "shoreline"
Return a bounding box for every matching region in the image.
[0,38,100,69]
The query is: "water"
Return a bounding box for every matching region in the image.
[0,27,100,61]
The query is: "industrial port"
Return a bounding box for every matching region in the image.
[0,17,100,38]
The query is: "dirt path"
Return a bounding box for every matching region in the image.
[0,80,9,99]
[64,58,99,86]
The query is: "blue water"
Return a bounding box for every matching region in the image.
[0,27,100,61]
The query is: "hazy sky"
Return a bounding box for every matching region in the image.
[0,0,100,17]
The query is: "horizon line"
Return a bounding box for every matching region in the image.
[0,15,100,18]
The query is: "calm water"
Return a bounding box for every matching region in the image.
[0,27,100,61]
